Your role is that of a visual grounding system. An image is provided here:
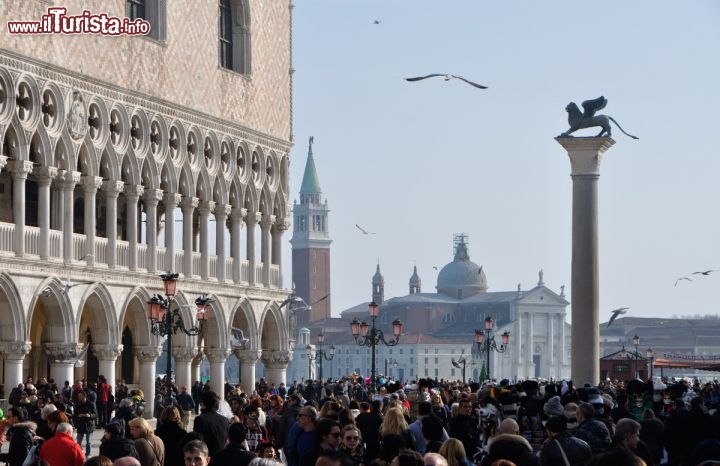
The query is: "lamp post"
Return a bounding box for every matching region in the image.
[452,356,468,382]
[307,332,335,381]
[350,301,403,392]
[384,358,398,377]
[646,347,654,380]
[633,335,640,379]
[475,316,509,383]
[147,272,213,406]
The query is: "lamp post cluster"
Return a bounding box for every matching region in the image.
[350,301,403,391]
[646,347,654,380]
[306,331,335,381]
[146,272,214,405]
[475,316,509,383]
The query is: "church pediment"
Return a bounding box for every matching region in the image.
[517,286,569,307]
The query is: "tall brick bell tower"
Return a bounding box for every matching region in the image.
[290,137,332,326]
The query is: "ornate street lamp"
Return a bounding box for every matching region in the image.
[475,316,509,383]
[452,356,469,382]
[350,301,402,391]
[384,358,398,377]
[633,335,640,379]
[646,347,654,380]
[307,331,335,381]
[146,272,214,405]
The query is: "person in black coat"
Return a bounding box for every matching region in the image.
[155,406,188,466]
[0,407,35,466]
[99,422,140,461]
[192,390,229,457]
[210,422,258,466]
[355,400,383,463]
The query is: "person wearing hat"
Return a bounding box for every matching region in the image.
[99,422,139,462]
[538,415,591,466]
[542,396,564,421]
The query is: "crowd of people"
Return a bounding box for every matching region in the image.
[1,373,720,466]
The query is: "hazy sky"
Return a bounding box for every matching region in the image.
[283,0,720,321]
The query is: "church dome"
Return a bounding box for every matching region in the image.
[436,235,487,298]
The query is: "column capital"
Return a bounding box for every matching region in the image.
[10,160,34,179]
[42,342,83,363]
[172,347,199,363]
[231,207,247,221]
[134,345,163,362]
[163,192,182,208]
[124,184,145,199]
[205,348,231,363]
[36,166,59,185]
[180,196,199,211]
[143,188,164,205]
[0,341,32,359]
[555,136,615,176]
[102,180,125,198]
[60,170,82,189]
[260,214,276,229]
[198,200,215,215]
[92,344,123,360]
[245,211,260,225]
[260,350,292,369]
[275,216,291,231]
[80,175,103,192]
[214,204,231,218]
[235,349,261,363]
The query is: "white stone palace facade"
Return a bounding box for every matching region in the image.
[0,1,295,416]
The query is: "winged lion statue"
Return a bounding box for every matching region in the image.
[559,96,638,139]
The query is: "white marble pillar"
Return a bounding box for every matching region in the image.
[134,346,162,419]
[37,167,57,260]
[271,219,288,288]
[125,185,142,270]
[102,181,124,268]
[181,197,199,278]
[198,201,214,280]
[214,204,230,282]
[559,312,567,366]
[246,212,258,285]
[556,136,615,386]
[191,352,203,386]
[93,344,123,384]
[81,176,102,265]
[230,208,246,283]
[163,193,181,272]
[206,348,230,392]
[44,343,83,386]
[237,350,260,394]
[11,161,34,257]
[172,347,198,391]
[261,350,291,387]
[61,171,81,264]
[260,214,274,286]
[527,312,534,376]
[1,342,31,389]
[143,189,163,273]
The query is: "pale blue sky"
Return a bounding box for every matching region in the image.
[283,0,720,321]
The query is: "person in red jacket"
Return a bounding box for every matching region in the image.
[39,422,85,466]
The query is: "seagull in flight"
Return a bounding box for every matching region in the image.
[74,343,90,368]
[692,270,716,276]
[405,74,488,89]
[675,276,692,287]
[607,307,629,327]
[355,224,375,235]
[230,327,250,349]
[373,20,381,24]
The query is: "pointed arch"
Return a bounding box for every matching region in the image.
[0,272,26,341]
[77,282,120,347]
[117,286,154,347]
[229,297,259,351]
[258,301,288,353]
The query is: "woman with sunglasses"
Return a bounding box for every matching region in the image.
[300,418,347,466]
[340,425,365,466]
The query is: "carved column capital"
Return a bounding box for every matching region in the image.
[231,207,247,222]
[172,347,199,363]
[205,348,231,363]
[134,345,162,362]
[235,349,261,363]
[260,214,276,229]
[143,188,164,205]
[102,180,125,198]
[42,342,83,363]
[198,200,215,216]
[275,217,291,231]
[214,204,231,218]
[124,183,144,200]
[36,166,59,185]
[60,170,81,190]
[180,196,199,212]
[163,192,182,208]
[92,344,123,361]
[261,350,292,369]
[10,160,34,179]
[0,341,32,359]
[80,175,103,193]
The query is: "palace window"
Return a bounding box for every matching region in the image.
[219,0,251,74]
[126,0,165,41]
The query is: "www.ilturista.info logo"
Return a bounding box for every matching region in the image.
[7,7,151,36]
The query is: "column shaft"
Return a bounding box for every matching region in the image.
[163,193,181,272]
[37,168,56,260]
[11,162,33,257]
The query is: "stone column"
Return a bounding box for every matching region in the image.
[198,201,214,280]
[125,185,143,270]
[230,208,246,283]
[246,212,259,285]
[559,312,566,367]
[43,342,83,385]
[261,350,291,387]
[11,161,34,257]
[143,189,163,273]
[134,345,162,419]
[181,197,199,278]
[271,219,289,287]
[172,347,198,391]
[526,312,534,377]
[214,204,230,282]
[206,348,230,392]
[191,352,203,386]
[102,181,124,268]
[0,342,31,389]
[163,193,181,272]
[237,350,261,395]
[81,176,103,265]
[37,167,57,260]
[556,136,615,386]
[61,171,81,264]
[260,214,275,286]
[93,344,123,384]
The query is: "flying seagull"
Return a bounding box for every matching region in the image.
[692,270,716,276]
[451,358,461,369]
[675,276,692,287]
[607,307,629,327]
[405,74,488,89]
[355,224,375,235]
[310,294,330,307]
[373,20,381,24]
[74,343,90,368]
[230,327,250,349]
